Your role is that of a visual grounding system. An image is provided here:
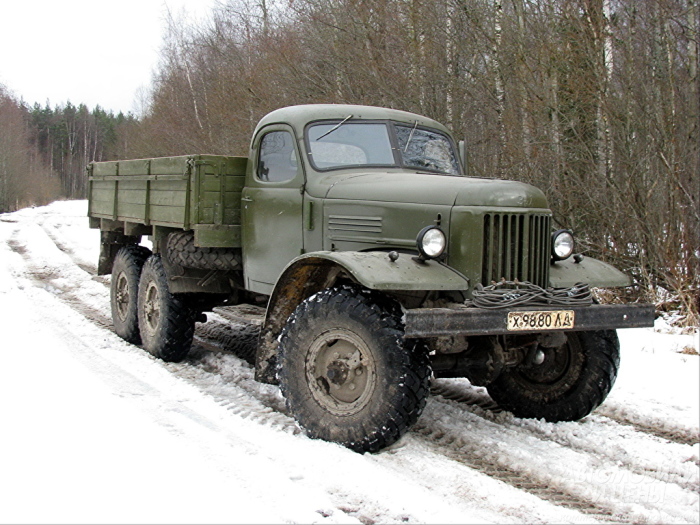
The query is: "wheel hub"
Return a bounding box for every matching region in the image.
[114,272,130,320]
[143,282,161,332]
[306,329,375,416]
[326,361,350,385]
[532,349,546,365]
[526,347,569,383]
[512,335,584,397]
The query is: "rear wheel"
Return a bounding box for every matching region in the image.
[278,286,430,453]
[137,255,196,362]
[110,245,151,344]
[487,330,620,421]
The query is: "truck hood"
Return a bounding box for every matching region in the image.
[322,172,548,208]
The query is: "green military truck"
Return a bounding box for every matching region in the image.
[88,104,654,452]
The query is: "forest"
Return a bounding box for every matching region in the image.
[0,0,697,324]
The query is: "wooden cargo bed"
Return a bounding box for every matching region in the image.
[88,155,248,248]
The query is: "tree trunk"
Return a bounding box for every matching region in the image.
[493,0,506,176]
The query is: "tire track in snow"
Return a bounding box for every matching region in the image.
[11,225,295,426]
[174,340,300,434]
[432,379,699,448]
[7,236,113,329]
[152,343,432,525]
[10,217,296,430]
[595,407,700,447]
[33,214,100,276]
[414,396,697,524]
[431,381,503,413]
[411,418,628,523]
[11,233,296,435]
[431,380,700,494]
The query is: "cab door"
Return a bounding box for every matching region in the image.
[241,125,305,295]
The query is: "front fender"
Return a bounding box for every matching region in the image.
[254,251,469,384]
[549,256,632,288]
[298,251,470,291]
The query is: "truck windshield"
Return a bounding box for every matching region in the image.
[395,124,460,175]
[307,122,395,169]
[306,120,460,175]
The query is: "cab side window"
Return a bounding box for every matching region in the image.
[257,131,298,182]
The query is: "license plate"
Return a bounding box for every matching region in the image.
[507,310,575,331]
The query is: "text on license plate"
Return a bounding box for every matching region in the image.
[507,310,575,331]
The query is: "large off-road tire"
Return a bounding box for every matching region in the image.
[197,322,260,364]
[137,255,196,362]
[167,231,241,271]
[277,285,431,453]
[487,330,620,422]
[110,245,152,344]
[223,323,260,364]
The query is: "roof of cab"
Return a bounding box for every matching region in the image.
[254,104,452,137]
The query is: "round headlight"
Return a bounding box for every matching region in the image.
[417,226,446,259]
[552,229,575,261]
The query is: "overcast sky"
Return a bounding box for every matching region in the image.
[0,0,215,115]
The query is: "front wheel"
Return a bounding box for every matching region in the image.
[487,330,620,421]
[137,255,196,362]
[277,286,431,453]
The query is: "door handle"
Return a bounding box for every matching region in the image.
[241,196,253,202]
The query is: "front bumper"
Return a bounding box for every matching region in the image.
[403,303,655,338]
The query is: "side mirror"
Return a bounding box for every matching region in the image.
[458,140,468,176]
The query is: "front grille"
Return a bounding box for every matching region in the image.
[482,213,551,288]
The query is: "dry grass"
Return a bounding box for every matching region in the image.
[680,345,699,356]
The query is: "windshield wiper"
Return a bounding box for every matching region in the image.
[316,114,353,141]
[403,120,419,152]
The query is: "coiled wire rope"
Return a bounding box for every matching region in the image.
[469,279,593,309]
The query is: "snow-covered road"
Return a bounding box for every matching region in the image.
[1,201,698,524]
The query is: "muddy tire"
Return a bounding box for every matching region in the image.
[277,286,431,453]
[487,330,620,421]
[167,231,241,271]
[110,245,152,344]
[137,255,196,362]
